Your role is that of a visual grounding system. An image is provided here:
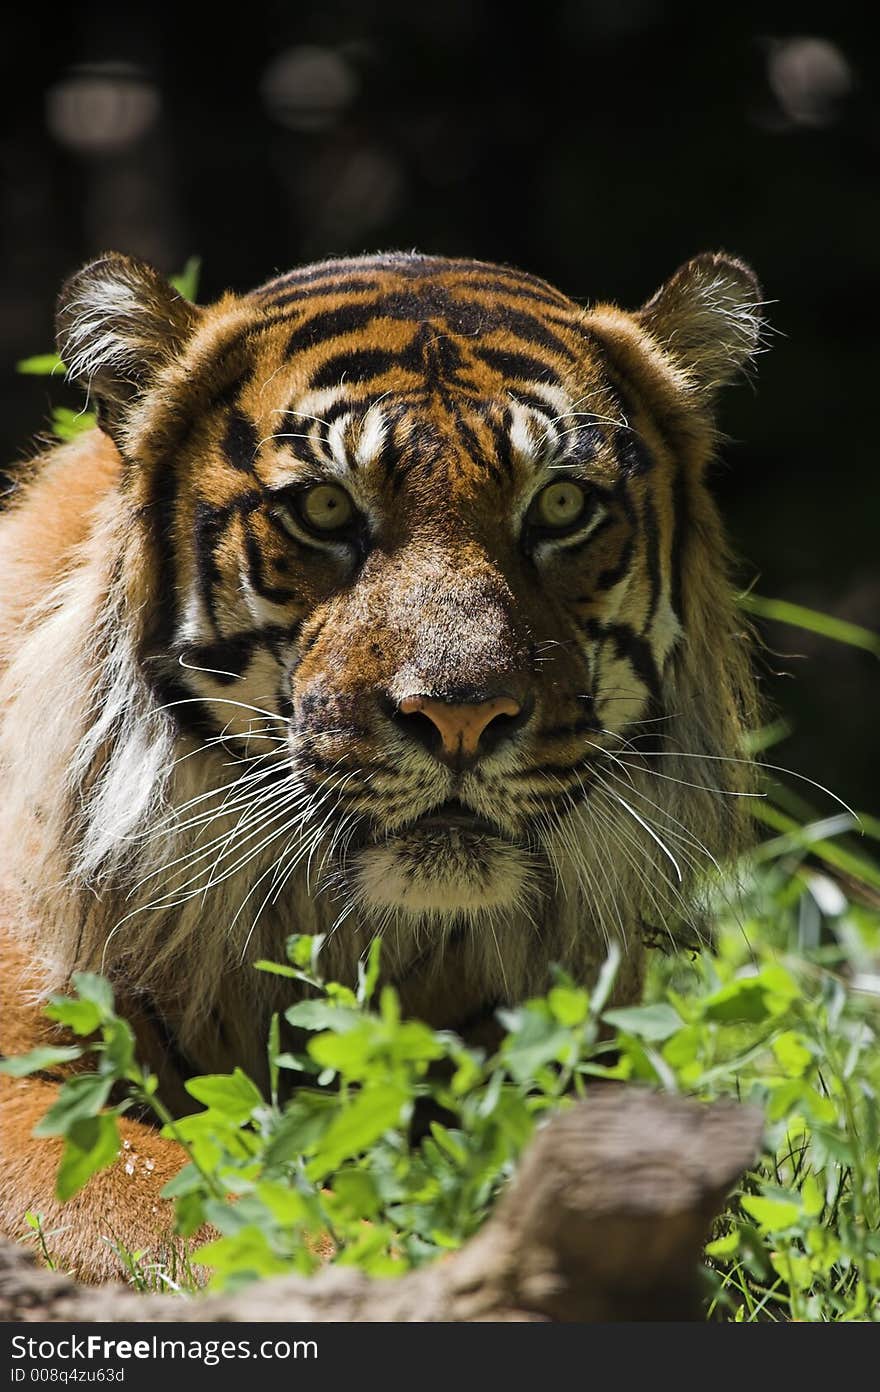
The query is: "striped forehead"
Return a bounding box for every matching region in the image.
[264,383,596,484]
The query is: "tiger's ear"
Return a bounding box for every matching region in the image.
[635,252,764,397]
[55,252,200,434]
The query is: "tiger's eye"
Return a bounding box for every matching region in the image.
[529,480,587,530]
[299,483,354,532]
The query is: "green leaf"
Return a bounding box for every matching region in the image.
[56,1114,120,1201]
[284,1000,362,1033]
[590,940,622,1017]
[740,1193,802,1233]
[174,1190,207,1238]
[51,406,96,440]
[261,1094,338,1167]
[253,959,301,978]
[286,933,325,970]
[429,1121,467,1166]
[305,1083,409,1181]
[34,1073,114,1137]
[701,976,777,1024]
[101,1018,135,1076]
[43,998,103,1037]
[267,1011,280,1106]
[385,1020,446,1066]
[769,1247,812,1289]
[169,256,202,303]
[195,1226,292,1282]
[306,1024,375,1078]
[499,1007,573,1083]
[772,1030,812,1078]
[705,1230,741,1259]
[184,1068,263,1122]
[160,1162,204,1199]
[801,1173,824,1218]
[72,973,116,1012]
[254,1180,311,1226]
[602,1002,684,1041]
[0,1045,82,1077]
[17,353,65,375]
[547,985,589,1027]
[328,1168,382,1219]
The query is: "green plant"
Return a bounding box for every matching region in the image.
[3,840,879,1320]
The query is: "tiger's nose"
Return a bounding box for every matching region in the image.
[396,693,525,767]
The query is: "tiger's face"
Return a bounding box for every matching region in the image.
[55,250,761,1018]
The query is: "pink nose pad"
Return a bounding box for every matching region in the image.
[398,694,523,764]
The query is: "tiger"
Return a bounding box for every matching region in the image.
[0,248,763,1281]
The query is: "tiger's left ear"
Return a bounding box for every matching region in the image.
[55,251,201,435]
[635,252,764,397]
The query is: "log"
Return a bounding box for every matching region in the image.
[0,1089,763,1323]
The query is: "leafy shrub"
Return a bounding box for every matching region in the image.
[4,823,879,1320]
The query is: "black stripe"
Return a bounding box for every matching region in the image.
[447,274,575,313]
[489,411,515,480]
[192,492,263,629]
[258,256,381,291]
[513,755,597,779]
[180,622,301,685]
[309,347,399,391]
[585,619,662,702]
[221,409,259,473]
[147,671,220,742]
[669,464,688,625]
[435,262,573,303]
[507,389,560,417]
[537,715,601,739]
[615,422,655,476]
[138,366,252,658]
[266,277,384,310]
[559,511,615,562]
[595,484,636,591]
[641,491,662,631]
[526,780,596,813]
[473,347,562,384]
[243,524,299,605]
[484,304,576,360]
[286,300,383,356]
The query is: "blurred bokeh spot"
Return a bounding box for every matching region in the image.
[47,63,160,153]
[765,36,853,128]
[260,46,357,132]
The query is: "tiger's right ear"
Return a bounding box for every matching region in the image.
[55,252,200,435]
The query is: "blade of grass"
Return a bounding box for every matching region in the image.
[738,593,880,658]
[752,803,880,891]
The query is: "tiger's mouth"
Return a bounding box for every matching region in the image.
[351,798,533,916]
[381,798,512,844]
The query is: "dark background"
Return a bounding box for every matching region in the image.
[2,1,877,813]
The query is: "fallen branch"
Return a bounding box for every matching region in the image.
[0,1089,763,1322]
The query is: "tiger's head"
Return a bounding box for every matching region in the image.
[6,250,763,1069]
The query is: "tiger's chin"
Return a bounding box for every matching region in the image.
[351,826,536,918]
